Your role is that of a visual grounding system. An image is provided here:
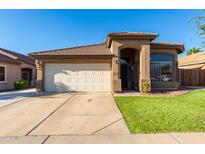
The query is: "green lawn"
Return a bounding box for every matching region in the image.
[115,90,205,133]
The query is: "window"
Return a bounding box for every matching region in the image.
[150,53,174,82]
[151,63,160,81]
[0,65,6,82]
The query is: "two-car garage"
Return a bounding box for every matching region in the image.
[30,43,114,92]
[44,63,111,92]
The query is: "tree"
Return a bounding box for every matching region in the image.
[191,10,205,47]
[187,47,202,55]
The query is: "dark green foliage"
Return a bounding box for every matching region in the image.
[187,47,202,55]
[191,10,205,48]
[15,80,29,90]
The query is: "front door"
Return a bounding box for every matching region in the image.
[120,57,131,89]
[121,64,128,89]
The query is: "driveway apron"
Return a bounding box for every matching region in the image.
[0,93,73,136]
[29,92,129,135]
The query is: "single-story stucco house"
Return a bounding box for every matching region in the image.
[30,32,184,92]
[178,51,205,86]
[0,48,36,91]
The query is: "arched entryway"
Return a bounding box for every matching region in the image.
[120,48,140,90]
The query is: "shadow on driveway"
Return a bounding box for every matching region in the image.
[0,89,40,101]
[0,88,71,107]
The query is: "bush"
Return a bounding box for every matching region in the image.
[15,80,29,90]
[142,83,150,93]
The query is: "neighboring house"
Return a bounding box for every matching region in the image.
[0,48,36,91]
[30,32,184,92]
[178,52,205,86]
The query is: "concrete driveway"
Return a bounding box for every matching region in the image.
[0,92,129,137]
[0,88,39,108]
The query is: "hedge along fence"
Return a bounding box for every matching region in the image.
[180,69,205,86]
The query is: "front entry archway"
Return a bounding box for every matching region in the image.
[120,48,140,90]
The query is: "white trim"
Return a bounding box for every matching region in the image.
[0,65,7,83]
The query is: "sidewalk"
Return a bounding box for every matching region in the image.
[0,133,204,144]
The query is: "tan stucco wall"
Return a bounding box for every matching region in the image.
[110,39,151,92]
[0,62,21,91]
[0,61,36,91]
[150,48,180,90]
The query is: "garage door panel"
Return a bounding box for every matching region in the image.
[45,63,111,92]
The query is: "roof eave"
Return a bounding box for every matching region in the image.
[151,43,185,54]
[0,54,22,65]
[29,54,114,60]
[106,33,159,48]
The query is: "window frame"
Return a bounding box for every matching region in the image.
[150,53,174,82]
[0,65,7,83]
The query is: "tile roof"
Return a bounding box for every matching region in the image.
[179,64,204,69]
[151,41,184,53]
[29,32,184,57]
[0,48,35,65]
[0,54,21,64]
[178,51,205,66]
[151,41,184,46]
[108,32,159,37]
[106,32,159,47]
[29,43,113,56]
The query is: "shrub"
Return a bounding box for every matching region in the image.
[15,80,29,90]
[142,83,150,93]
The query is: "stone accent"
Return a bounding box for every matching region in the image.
[36,61,43,92]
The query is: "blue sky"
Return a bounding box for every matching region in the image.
[0,9,203,57]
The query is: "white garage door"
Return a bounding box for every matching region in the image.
[45,63,111,92]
